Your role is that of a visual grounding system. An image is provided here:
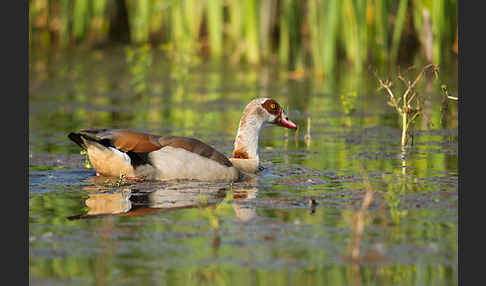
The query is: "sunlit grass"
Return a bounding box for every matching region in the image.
[29,0,457,73]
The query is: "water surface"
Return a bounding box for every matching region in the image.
[29,46,458,285]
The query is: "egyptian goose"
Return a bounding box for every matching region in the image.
[68,98,297,182]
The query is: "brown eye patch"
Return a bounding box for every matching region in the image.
[261,99,281,115]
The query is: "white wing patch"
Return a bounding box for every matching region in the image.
[109,147,131,164]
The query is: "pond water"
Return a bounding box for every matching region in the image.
[29,46,458,285]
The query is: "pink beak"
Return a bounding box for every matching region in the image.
[276,111,297,130]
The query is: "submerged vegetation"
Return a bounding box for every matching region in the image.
[29,0,457,74]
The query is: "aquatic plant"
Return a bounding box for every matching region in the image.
[80,150,92,169]
[340,91,358,115]
[439,83,458,127]
[372,64,439,151]
[125,44,153,95]
[29,0,458,73]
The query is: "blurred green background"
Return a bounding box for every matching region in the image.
[29,0,458,74]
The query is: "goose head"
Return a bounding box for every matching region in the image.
[237,98,297,132]
[230,98,297,173]
[259,98,298,130]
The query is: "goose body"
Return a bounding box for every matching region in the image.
[68,98,297,182]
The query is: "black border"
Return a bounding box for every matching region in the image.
[459,1,480,285]
[3,0,29,283]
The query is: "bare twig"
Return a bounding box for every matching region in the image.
[370,67,402,113]
[440,83,458,124]
[372,64,439,150]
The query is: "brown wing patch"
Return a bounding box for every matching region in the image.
[107,130,162,153]
[157,136,233,167]
[261,98,282,116]
[75,129,232,167]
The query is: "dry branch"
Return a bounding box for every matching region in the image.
[370,64,439,150]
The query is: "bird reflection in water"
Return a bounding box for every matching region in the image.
[68,175,260,222]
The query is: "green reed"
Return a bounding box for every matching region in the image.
[308,0,340,75]
[279,0,304,69]
[72,0,88,41]
[207,0,223,57]
[29,0,457,73]
[243,0,260,64]
[390,0,408,62]
[127,0,151,43]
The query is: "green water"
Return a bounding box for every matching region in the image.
[29,46,458,285]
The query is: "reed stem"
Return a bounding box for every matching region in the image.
[29,0,457,70]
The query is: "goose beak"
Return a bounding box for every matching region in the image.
[275,111,297,130]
